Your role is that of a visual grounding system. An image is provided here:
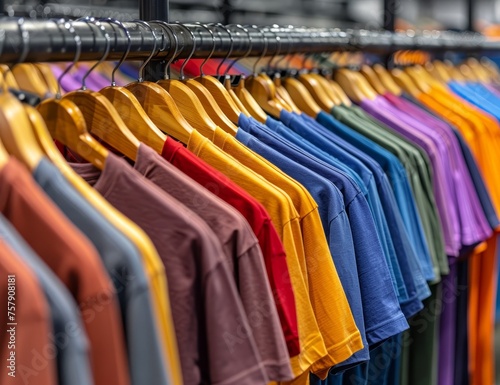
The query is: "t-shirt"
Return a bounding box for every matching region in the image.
[268,112,429,312]
[212,123,369,371]
[71,153,267,385]
[33,157,169,385]
[235,128,407,353]
[133,143,292,381]
[0,213,93,385]
[186,130,331,377]
[0,158,130,385]
[329,107,447,276]
[0,238,57,385]
[161,138,300,357]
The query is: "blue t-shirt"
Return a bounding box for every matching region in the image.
[33,158,169,385]
[264,113,425,317]
[237,118,409,350]
[0,214,93,385]
[448,82,500,122]
[274,112,431,304]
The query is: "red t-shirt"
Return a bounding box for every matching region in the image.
[161,138,300,356]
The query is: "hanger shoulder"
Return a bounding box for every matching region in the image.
[283,77,322,117]
[360,65,388,95]
[328,80,352,106]
[12,64,49,97]
[0,65,19,90]
[185,79,238,131]
[234,79,268,123]
[246,75,283,118]
[37,98,108,169]
[373,64,402,95]
[0,93,44,170]
[390,68,422,98]
[298,73,335,110]
[195,76,242,122]
[334,70,365,103]
[125,81,193,144]
[157,79,217,135]
[34,64,59,96]
[310,74,342,105]
[100,86,166,154]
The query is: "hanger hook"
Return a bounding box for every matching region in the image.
[101,18,131,86]
[3,17,30,92]
[77,17,110,90]
[133,20,158,82]
[174,23,196,80]
[249,25,268,76]
[273,25,292,71]
[213,23,234,78]
[53,19,82,99]
[195,23,215,77]
[151,20,180,80]
[266,26,281,72]
[223,24,252,77]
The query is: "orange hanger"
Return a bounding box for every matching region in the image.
[99,20,166,154]
[372,64,402,95]
[63,18,139,161]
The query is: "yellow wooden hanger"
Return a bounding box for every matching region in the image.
[34,63,59,96]
[403,66,433,93]
[297,53,335,111]
[156,23,218,136]
[174,22,240,130]
[99,20,166,154]
[428,61,451,83]
[464,58,490,83]
[64,18,139,161]
[390,68,422,98]
[334,68,378,103]
[328,79,352,106]
[372,64,402,95]
[360,64,388,95]
[310,72,342,106]
[193,23,244,122]
[442,60,467,82]
[479,58,500,83]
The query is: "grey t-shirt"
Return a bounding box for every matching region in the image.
[133,144,292,381]
[71,153,268,385]
[0,214,93,385]
[33,157,169,385]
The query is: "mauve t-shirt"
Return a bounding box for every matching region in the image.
[133,144,292,381]
[70,153,268,385]
[161,138,300,357]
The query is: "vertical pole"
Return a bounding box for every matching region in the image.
[140,0,169,80]
[222,0,232,25]
[383,0,396,31]
[467,0,475,31]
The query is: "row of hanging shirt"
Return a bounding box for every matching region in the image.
[0,24,499,385]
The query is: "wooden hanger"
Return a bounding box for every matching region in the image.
[403,66,432,93]
[12,63,49,97]
[464,58,491,83]
[62,19,139,160]
[233,76,268,123]
[34,63,59,96]
[273,73,300,113]
[99,20,166,154]
[360,64,388,95]
[479,58,500,83]
[328,79,352,106]
[298,71,335,111]
[428,61,451,83]
[310,73,342,106]
[0,65,19,89]
[0,138,9,168]
[459,63,478,81]
[283,76,322,117]
[0,90,45,170]
[390,68,422,98]
[442,60,467,82]
[156,24,219,138]
[334,68,377,103]
[372,64,402,95]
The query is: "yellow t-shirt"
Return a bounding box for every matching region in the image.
[188,129,327,376]
[209,128,363,377]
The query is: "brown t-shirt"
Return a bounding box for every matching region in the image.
[0,238,57,385]
[70,153,268,385]
[134,143,293,381]
[0,158,130,385]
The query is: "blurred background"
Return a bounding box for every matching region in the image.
[3,0,500,34]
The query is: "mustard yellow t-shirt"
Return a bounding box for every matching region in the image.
[188,130,327,376]
[209,128,363,377]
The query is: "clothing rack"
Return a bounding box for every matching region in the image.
[0,19,498,65]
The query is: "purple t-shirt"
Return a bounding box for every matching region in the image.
[133,144,293,381]
[70,153,268,385]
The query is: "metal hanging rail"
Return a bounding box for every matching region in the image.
[0,18,497,64]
